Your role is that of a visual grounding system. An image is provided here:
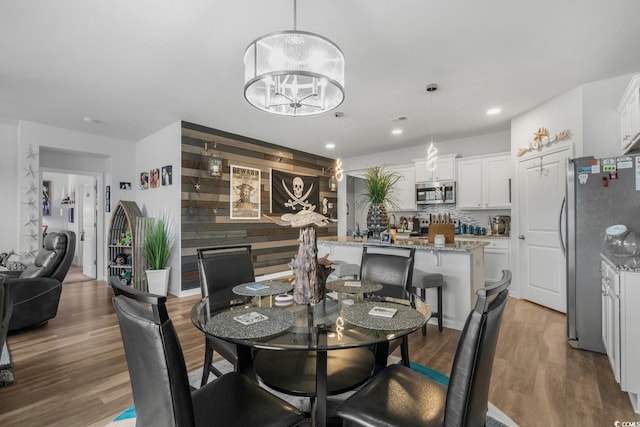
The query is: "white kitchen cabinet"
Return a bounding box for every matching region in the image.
[456,153,511,210]
[600,258,621,383]
[601,255,640,414]
[456,237,510,283]
[617,74,640,154]
[414,154,457,183]
[387,164,415,210]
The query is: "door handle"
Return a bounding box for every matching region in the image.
[518,235,525,240]
[558,197,566,257]
[346,203,349,215]
[80,230,85,241]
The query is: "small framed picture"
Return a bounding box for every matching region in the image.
[140,172,149,190]
[149,168,160,188]
[119,182,132,190]
[380,232,391,244]
[161,165,173,186]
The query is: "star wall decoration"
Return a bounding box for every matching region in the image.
[24,165,36,177]
[26,182,39,195]
[25,144,38,160]
[24,217,38,226]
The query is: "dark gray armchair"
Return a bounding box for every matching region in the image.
[5,230,75,332]
[0,275,12,354]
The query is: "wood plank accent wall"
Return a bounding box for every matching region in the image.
[181,121,338,291]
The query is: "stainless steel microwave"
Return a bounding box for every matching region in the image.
[416,181,456,205]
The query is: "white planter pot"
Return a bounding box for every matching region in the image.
[146,267,171,296]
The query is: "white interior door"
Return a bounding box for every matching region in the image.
[517,147,571,312]
[82,182,97,278]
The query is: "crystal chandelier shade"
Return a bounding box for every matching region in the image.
[243,6,345,117]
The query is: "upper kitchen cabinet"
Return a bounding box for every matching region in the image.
[387,164,416,211]
[618,74,640,154]
[457,153,511,210]
[414,154,457,183]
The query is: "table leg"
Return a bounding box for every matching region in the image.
[315,324,328,427]
[235,344,256,381]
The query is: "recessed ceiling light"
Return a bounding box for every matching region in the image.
[82,116,100,123]
[325,143,336,149]
[486,107,502,116]
[391,129,403,135]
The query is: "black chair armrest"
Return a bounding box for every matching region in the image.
[9,277,61,304]
[108,276,167,305]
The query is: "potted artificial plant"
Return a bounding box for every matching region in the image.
[358,165,402,240]
[144,216,174,296]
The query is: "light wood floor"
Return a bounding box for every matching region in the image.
[0,280,636,427]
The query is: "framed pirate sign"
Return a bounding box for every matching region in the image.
[230,165,261,219]
[270,169,320,214]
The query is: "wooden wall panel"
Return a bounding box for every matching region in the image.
[180,121,338,291]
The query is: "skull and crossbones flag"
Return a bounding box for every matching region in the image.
[270,169,320,213]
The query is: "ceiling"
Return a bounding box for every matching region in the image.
[2,1,640,159]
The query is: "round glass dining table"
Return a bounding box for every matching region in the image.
[190,279,430,426]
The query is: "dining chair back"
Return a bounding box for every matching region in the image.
[445,269,512,426]
[336,270,512,427]
[197,245,255,300]
[359,245,416,297]
[359,245,417,365]
[112,281,304,427]
[196,245,255,385]
[112,288,193,426]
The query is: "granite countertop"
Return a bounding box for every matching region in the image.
[319,236,488,252]
[454,234,511,240]
[601,253,640,272]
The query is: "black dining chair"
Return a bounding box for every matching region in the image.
[110,279,305,427]
[359,245,416,298]
[359,245,417,365]
[196,245,256,386]
[336,270,512,427]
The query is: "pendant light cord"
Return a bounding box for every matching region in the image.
[293,0,297,30]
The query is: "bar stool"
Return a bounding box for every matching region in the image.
[331,260,360,279]
[412,269,445,335]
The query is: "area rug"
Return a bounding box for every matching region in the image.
[0,342,16,387]
[107,357,518,426]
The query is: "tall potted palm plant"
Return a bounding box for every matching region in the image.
[144,216,174,296]
[358,166,402,240]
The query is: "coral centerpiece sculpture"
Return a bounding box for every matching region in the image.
[265,210,336,304]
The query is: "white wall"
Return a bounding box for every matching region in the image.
[0,123,19,253]
[16,120,134,278]
[135,122,182,295]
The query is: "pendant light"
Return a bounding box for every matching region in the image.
[243,0,345,116]
[205,142,223,178]
[426,84,439,172]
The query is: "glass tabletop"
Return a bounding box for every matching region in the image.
[190,287,430,351]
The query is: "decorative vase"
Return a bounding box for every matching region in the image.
[145,267,171,296]
[367,203,389,240]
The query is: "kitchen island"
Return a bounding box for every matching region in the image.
[318,236,488,330]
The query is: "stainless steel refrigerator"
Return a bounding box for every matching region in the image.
[565,155,640,353]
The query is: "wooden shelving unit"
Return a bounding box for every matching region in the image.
[107,201,147,290]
